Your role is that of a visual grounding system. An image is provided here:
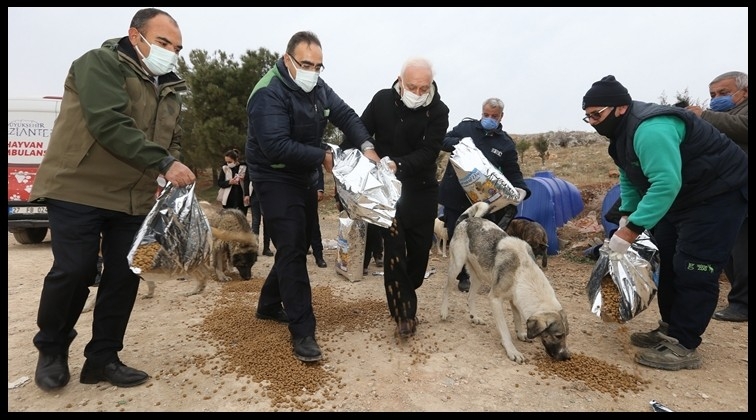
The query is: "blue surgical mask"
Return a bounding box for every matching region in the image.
[481,117,498,131]
[709,93,737,112]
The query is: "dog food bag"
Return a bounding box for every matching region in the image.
[128,182,212,274]
[335,210,367,282]
[449,137,520,213]
[331,144,401,229]
[586,230,660,323]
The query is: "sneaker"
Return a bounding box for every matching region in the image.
[712,305,748,322]
[458,278,470,293]
[363,267,369,276]
[630,320,668,348]
[634,333,701,371]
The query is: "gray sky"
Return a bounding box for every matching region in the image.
[8,7,748,134]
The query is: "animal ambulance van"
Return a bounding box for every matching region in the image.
[7,96,61,244]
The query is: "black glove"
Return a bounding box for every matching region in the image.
[441,138,460,153]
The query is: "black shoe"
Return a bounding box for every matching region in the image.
[262,249,274,257]
[374,257,384,268]
[396,317,418,338]
[292,336,322,362]
[255,307,289,323]
[34,329,77,391]
[363,267,369,276]
[712,305,748,322]
[35,352,70,391]
[458,278,471,292]
[80,359,149,387]
[315,256,328,268]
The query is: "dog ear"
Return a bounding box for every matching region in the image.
[526,312,567,339]
[526,315,548,339]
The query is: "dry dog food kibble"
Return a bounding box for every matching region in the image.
[600,275,622,323]
[131,242,162,272]
[532,352,649,396]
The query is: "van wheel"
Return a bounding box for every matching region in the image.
[13,228,48,244]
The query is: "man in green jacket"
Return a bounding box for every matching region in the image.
[29,8,195,391]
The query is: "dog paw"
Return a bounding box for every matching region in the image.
[215,275,231,282]
[183,289,202,297]
[470,315,486,325]
[508,352,526,364]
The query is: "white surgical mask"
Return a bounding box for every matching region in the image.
[226,162,236,168]
[136,33,178,76]
[401,85,429,109]
[293,68,319,93]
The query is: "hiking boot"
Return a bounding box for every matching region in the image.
[630,320,668,348]
[634,333,702,371]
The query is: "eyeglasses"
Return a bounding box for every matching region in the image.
[583,106,611,123]
[289,55,325,73]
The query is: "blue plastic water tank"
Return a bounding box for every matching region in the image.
[516,171,584,255]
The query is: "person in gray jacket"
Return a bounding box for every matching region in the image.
[29,8,195,391]
[686,71,748,322]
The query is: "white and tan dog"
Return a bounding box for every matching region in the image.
[433,217,449,257]
[440,201,570,364]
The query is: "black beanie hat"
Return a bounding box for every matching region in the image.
[582,75,632,110]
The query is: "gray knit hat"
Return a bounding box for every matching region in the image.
[582,75,632,110]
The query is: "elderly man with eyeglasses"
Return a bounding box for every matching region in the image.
[581,75,748,371]
[245,30,380,363]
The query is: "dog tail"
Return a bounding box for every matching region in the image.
[456,202,491,227]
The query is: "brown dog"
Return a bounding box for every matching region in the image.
[505,218,549,268]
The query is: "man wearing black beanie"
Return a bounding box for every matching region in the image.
[581,75,748,371]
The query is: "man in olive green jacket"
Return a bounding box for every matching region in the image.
[29,8,195,392]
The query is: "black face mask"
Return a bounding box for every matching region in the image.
[594,108,620,138]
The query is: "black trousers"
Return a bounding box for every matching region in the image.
[654,187,747,349]
[250,192,271,250]
[723,215,748,309]
[363,223,384,269]
[34,199,143,367]
[309,188,324,259]
[255,180,318,339]
[382,187,437,322]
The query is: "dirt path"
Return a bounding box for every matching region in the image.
[7,216,748,412]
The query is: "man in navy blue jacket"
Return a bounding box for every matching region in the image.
[245,31,379,363]
[438,98,530,292]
